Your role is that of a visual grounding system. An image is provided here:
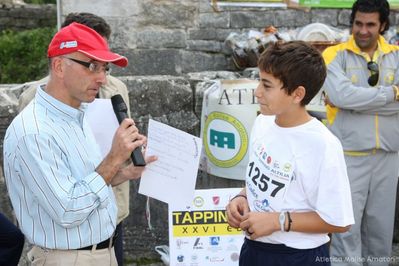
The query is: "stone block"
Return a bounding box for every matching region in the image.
[114,49,229,76]
[122,76,193,118]
[215,28,235,41]
[189,28,217,40]
[186,39,222,52]
[338,9,351,27]
[311,9,339,26]
[199,0,215,13]
[0,3,55,30]
[230,11,275,29]
[62,0,141,17]
[199,12,229,28]
[0,16,10,26]
[135,29,186,49]
[107,18,140,50]
[139,0,197,28]
[0,87,19,164]
[275,9,311,28]
[113,49,182,76]
[0,9,7,16]
[180,50,228,73]
[189,28,233,42]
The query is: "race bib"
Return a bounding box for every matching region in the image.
[246,142,295,212]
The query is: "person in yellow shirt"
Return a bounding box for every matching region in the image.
[322,0,399,264]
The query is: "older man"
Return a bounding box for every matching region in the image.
[17,12,133,265]
[3,22,155,265]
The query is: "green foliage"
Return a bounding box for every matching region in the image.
[24,0,56,4]
[0,27,56,83]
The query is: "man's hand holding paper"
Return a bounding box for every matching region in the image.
[139,119,202,207]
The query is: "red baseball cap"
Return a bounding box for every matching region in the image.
[47,22,128,67]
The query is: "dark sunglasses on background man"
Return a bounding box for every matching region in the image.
[367,61,379,86]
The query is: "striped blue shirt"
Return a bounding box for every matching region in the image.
[3,86,117,249]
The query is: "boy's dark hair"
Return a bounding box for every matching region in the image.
[258,41,326,106]
[350,0,390,34]
[62,12,111,40]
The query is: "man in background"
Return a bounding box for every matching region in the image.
[17,13,131,265]
[322,0,399,264]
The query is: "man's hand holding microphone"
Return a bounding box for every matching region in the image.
[96,95,157,186]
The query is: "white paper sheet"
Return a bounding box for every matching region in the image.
[139,119,202,207]
[85,99,119,159]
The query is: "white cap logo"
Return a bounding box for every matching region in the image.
[60,41,78,49]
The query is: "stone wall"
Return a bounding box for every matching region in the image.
[59,0,399,76]
[0,3,56,31]
[2,1,399,76]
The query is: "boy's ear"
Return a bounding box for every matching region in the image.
[292,86,306,104]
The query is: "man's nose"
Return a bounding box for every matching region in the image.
[96,71,107,85]
[359,25,369,34]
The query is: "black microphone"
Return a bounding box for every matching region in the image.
[111,94,146,166]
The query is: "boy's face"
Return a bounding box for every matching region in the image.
[255,70,296,116]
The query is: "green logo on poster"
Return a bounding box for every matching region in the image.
[203,112,248,168]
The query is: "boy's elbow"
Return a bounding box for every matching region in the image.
[335,225,351,233]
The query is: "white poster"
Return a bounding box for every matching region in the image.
[200,80,259,180]
[199,79,326,180]
[169,188,245,266]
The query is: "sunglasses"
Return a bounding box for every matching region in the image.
[367,61,379,86]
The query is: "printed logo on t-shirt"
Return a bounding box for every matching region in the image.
[247,142,295,212]
[254,144,291,180]
[253,198,275,212]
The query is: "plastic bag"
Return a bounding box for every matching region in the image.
[155,245,170,265]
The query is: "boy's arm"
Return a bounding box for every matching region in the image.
[240,210,350,240]
[287,211,350,234]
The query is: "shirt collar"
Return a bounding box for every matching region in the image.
[36,84,87,122]
[346,34,392,55]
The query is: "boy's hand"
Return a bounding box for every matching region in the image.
[239,212,280,239]
[225,196,250,228]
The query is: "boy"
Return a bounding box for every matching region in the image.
[225,41,354,266]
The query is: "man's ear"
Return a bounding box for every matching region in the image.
[292,86,306,104]
[380,22,387,34]
[50,57,65,78]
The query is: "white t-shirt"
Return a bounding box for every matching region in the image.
[245,115,354,249]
